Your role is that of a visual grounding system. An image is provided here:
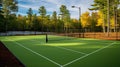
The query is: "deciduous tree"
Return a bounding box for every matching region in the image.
[81,11,91,29]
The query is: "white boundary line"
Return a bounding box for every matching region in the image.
[55,46,86,55]
[30,39,87,55]
[5,37,117,67]
[6,38,62,67]
[62,42,116,67]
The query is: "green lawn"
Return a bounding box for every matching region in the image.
[0,35,120,67]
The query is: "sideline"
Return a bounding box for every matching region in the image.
[6,37,62,67]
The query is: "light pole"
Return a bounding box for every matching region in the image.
[72,6,83,37]
[71,6,81,27]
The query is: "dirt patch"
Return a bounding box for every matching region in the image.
[0,41,25,67]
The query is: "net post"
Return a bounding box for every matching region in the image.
[46,34,48,43]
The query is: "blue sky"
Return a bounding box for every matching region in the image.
[17,0,94,19]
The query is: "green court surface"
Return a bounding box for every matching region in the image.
[0,35,120,67]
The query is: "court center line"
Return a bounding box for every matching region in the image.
[54,46,87,55]
[62,42,116,67]
[30,39,87,55]
[6,38,62,67]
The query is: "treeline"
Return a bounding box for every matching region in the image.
[89,0,120,33]
[0,0,120,33]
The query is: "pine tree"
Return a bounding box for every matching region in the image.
[27,8,33,30]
